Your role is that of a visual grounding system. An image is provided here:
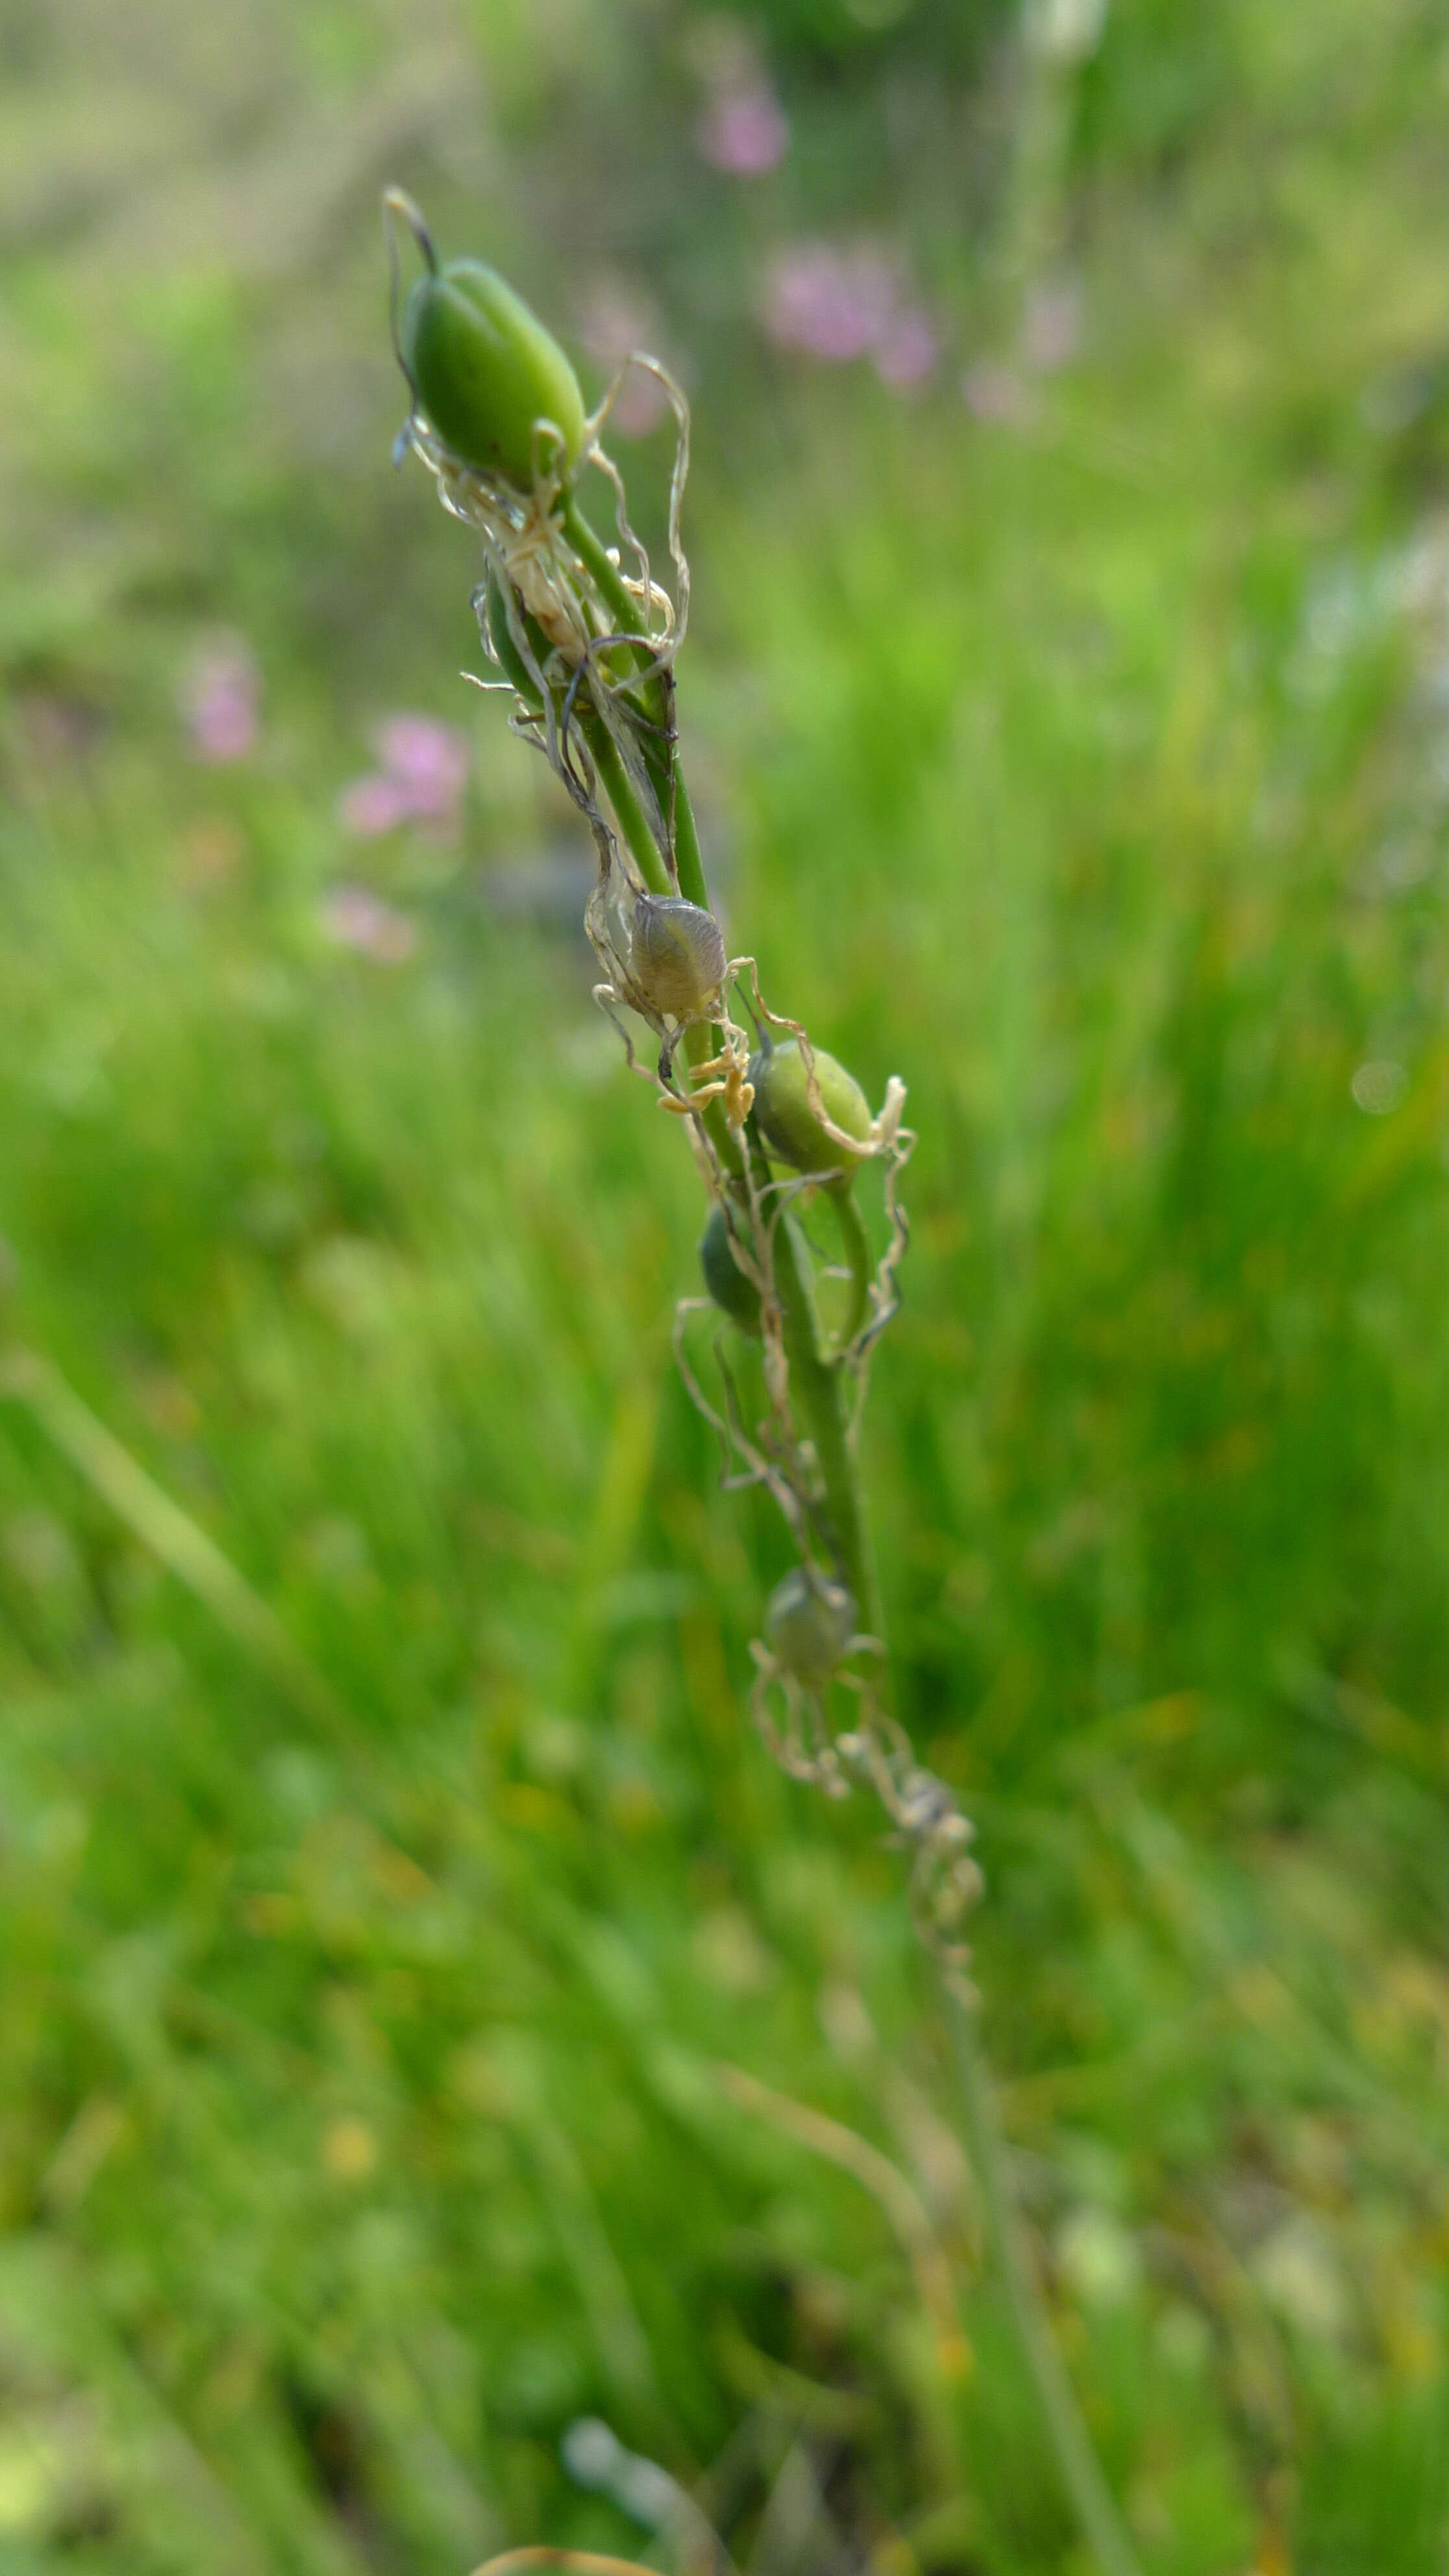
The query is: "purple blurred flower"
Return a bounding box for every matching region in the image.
[763,245,898,364]
[338,774,411,837]
[961,361,1036,428]
[874,306,938,390]
[319,884,417,965]
[762,243,937,390]
[697,81,789,177]
[339,714,469,837]
[182,639,259,763]
[1022,280,1082,374]
[375,715,468,819]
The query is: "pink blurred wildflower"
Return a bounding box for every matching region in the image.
[762,243,937,390]
[1022,279,1082,374]
[339,714,469,837]
[697,80,789,176]
[961,361,1037,428]
[319,884,417,965]
[874,306,938,390]
[182,639,259,763]
[338,774,410,836]
[764,244,897,363]
[375,716,468,819]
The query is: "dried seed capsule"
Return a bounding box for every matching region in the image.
[765,1567,857,1683]
[391,195,587,488]
[630,895,726,1022]
[748,1039,871,1182]
[699,1204,762,1335]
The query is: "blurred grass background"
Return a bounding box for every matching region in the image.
[4,1,1449,2569]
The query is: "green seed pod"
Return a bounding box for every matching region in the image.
[748,1039,872,1182]
[699,1204,762,1335]
[390,194,587,488]
[630,895,726,1022]
[765,1567,858,1683]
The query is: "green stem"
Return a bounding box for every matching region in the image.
[826,1184,871,1352]
[580,707,707,915]
[772,1214,876,1625]
[563,494,710,912]
[562,493,641,647]
[569,393,1131,2576]
[580,719,734,1200]
[945,1987,1144,2576]
[578,712,670,898]
[667,768,708,913]
[566,508,869,1618]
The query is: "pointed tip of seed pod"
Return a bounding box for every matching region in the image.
[382,185,438,275]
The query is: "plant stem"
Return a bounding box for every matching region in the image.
[767,1201,877,1626]
[563,492,710,911]
[577,712,670,898]
[826,1185,872,1351]
[569,418,1132,2576]
[562,493,638,641]
[585,701,874,1625]
[567,441,1129,2576]
[667,767,708,912]
[945,1985,1145,2576]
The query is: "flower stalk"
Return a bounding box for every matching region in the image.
[384,190,1140,2576]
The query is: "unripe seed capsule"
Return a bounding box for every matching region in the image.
[392,195,587,488]
[748,1039,871,1181]
[765,1567,858,1683]
[699,1204,762,1335]
[630,895,726,1021]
